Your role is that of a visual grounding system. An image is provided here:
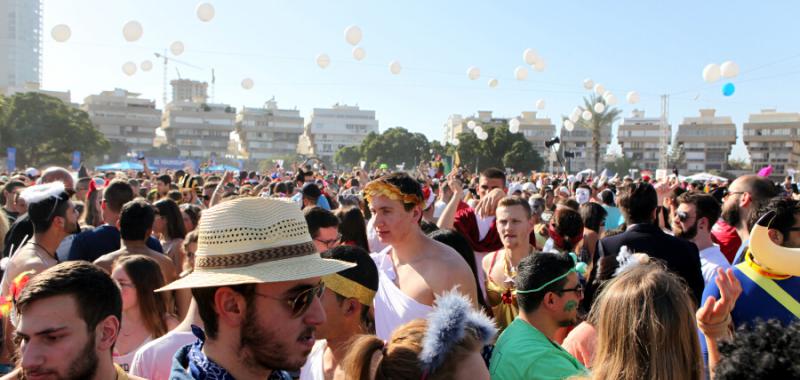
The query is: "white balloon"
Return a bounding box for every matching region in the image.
[514,66,528,81]
[122,62,137,76]
[626,91,640,104]
[452,138,460,146]
[594,84,606,96]
[344,25,363,46]
[51,24,71,42]
[140,60,153,71]
[606,94,618,105]
[241,78,254,90]
[316,53,331,69]
[536,99,546,110]
[564,119,575,131]
[478,132,488,141]
[721,61,740,78]
[440,140,447,147]
[509,118,521,130]
[488,78,498,88]
[572,107,582,117]
[474,126,484,135]
[196,3,215,22]
[170,41,185,56]
[593,102,606,113]
[122,21,143,42]
[466,66,480,80]
[582,110,593,121]
[352,47,366,61]
[389,61,402,75]
[509,124,520,134]
[467,120,477,129]
[602,91,613,100]
[523,48,539,65]
[533,59,546,72]
[569,113,579,123]
[583,78,594,90]
[703,63,721,83]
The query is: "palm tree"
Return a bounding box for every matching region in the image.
[575,94,622,172]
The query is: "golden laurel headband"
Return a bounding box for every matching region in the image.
[323,273,376,306]
[363,180,423,206]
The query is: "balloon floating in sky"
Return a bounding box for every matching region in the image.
[594,84,605,96]
[122,21,143,42]
[478,132,488,141]
[703,63,721,83]
[241,78,254,90]
[389,60,402,75]
[170,41,185,56]
[196,3,216,22]
[536,99,546,110]
[514,66,528,81]
[583,78,594,90]
[593,102,606,113]
[488,78,498,88]
[474,126,484,135]
[523,48,539,65]
[563,119,575,131]
[352,47,366,61]
[720,61,740,78]
[316,54,331,69]
[51,24,71,42]
[467,120,476,129]
[344,25,363,46]
[467,66,480,80]
[626,91,640,104]
[122,62,137,76]
[509,118,521,133]
[452,138,460,146]
[605,94,618,105]
[722,82,735,96]
[582,110,593,121]
[140,60,153,71]
[533,59,546,72]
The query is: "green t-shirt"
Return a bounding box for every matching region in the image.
[489,317,587,380]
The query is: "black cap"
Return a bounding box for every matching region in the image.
[302,183,322,198]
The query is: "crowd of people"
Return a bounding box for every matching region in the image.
[0,162,797,380]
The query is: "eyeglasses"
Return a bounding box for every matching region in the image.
[255,282,326,318]
[558,283,584,297]
[315,233,342,249]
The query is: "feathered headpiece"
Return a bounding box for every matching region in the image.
[419,290,497,379]
[19,181,66,205]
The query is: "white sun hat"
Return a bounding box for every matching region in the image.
[157,197,354,291]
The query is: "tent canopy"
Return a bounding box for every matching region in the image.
[95,161,145,171]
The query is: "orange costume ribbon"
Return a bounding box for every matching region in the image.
[363,180,423,206]
[0,271,35,316]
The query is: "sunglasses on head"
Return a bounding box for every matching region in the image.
[255,282,326,318]
[676,210,691,222]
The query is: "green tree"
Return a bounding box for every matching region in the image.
[360,127,430,169]
[568,94,622,172]
[455,121,543,172]
[0,93,109,167]
[334,145,362,169]
[606,155,636,176]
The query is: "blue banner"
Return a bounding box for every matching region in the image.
[6,147,15,172]
[72,151,81,170]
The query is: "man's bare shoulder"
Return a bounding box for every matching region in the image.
[93,249,124,272]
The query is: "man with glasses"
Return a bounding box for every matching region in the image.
[673,192,731,287]
[489,252,587,380]
[717,175,779,264]
[304,207,341,252]
[160,197,354,380]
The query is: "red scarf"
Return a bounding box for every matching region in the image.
[547,224,583,252]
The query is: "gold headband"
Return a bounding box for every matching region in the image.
[363,180,423,206]
[323,273,376,306]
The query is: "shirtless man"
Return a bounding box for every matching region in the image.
[94,199,178,285]
[366,172,478,339]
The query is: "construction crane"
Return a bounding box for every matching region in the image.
[153,50,206,107]
[658,94,671,170]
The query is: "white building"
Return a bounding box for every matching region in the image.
[743,109,800,178]
[170,79,208,103]
[160,101,236,159]
[233,98,304,162]
[675,109,736,173]
[559,122,612,173]
[82,89,161,156]
[617,109,667,172]
[0,0,41,90]
[297,104,379,165]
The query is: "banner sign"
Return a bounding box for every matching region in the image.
[6,147,15,172]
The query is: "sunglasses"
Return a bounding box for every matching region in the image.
[676,210,693,222]
[255,282,326,318]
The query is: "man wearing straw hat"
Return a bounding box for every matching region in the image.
[161,197,354,380]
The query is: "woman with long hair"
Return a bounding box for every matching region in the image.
[179,203,201,233]
[80,183,104,228]
[544,207,584,254]
[334,206,369,251]
[111,255,178,372]
[578,202,607,275]
[153,199,187,270]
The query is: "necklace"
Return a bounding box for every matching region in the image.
[30,242,59,264]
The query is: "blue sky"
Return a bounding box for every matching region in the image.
[42,1,800,160]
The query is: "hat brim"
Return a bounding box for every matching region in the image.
[156,254,355,292]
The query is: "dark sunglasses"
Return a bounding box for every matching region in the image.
[676,210,692,222]
[255,282,325,318]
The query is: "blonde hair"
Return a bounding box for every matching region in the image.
[589,263,702,380]
[343,319,483,380]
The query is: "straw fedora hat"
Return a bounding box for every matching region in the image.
[157,197,354,291]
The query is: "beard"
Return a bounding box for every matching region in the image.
[721,201,742,229]
[20,331,98,380]
[239,305,313,372]
[674,222,698,240]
